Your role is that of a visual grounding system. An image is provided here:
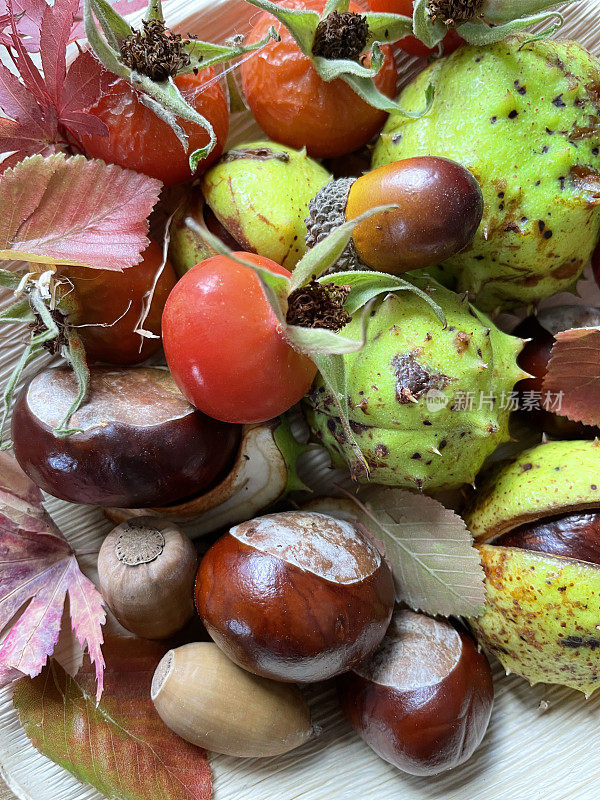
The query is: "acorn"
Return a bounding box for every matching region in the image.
[195,510,395,682]
[513,305,600,439]
[465,439,600,696]
[169,141,331,275]
[98,518,197,639]
[305,157,483,275]
[151,642,313,757]
[337,609,494,775]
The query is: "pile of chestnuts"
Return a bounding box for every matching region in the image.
[97,508,495,773]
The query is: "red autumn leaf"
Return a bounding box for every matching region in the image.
[0,152,161,269]
[0,0,108,166]
[13,637,213,800]
[543,326,600,427]
[0,0,45,51]
[0,452,106,700]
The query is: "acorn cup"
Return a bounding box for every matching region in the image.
[465,439,600,697]
[104,416,308,537]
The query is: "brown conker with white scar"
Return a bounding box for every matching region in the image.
[12,366,240,507]
[194,510,395,683]
[337,609,494,776]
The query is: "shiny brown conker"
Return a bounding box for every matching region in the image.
[195,510,395,683]
[12,366,240,507]
[495,510,600,566]
[346,157,484,274]
[337,609,494,776]
[514,306,600,439]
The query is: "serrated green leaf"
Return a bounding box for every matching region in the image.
[184,217,290,321]
[244,0,319,54]
[291,204,397,292]
[312,352,369,479]
[341,72,435,116]
[181,27,280,73]
[353,487,486,617]
[458,12,563,45]
[318,270,446,324]
[364,11,413,44]
[412,0,446,48]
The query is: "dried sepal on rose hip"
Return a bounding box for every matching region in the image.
[165,205,447,472]
[411,0,577,49]
[241,0,434,157]
[84,0,279,170]
[465,439,600,697]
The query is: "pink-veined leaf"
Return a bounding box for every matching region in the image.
[0,152,161,269]
[13,637,213,800]
[0,452,106,700]
[543,326,600,427]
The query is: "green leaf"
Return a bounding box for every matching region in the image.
[54,327,89,437]
[458,11,563,45]
[319,270,446,324]
[312,54,380,81]
[286,324,363,355]
[144,0,164,23]
[13,639,213,800]
[0,269,21,290]
[364,11,413,44]
[341,72,435,116]
[412,0,447,48]
[0,297,35,324]
[184,217,291,321]
[87,0,133,50]
[346,487,486,617]
[181,27,280,74]
[244,0,320,55]
[312,352,369,479]
[322,0,350,15]
[291,204,398,291]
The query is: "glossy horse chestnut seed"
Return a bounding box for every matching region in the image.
[337,609,494,776]
[195,511,395,683]
[12,366,240,507]
[346,157,484,274]
[495,510,600,565]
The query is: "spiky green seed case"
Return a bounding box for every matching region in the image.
[466,440,600,696]
[305,276,524,491]
[202,141,331,270]
[372,35,600,312]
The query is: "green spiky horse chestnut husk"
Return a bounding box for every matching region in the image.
[169,141,331,274]
[304,275,525,491]
[372,34,600,312]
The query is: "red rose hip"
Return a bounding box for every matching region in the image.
[195,511,395,682]
[337,609,494,775]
